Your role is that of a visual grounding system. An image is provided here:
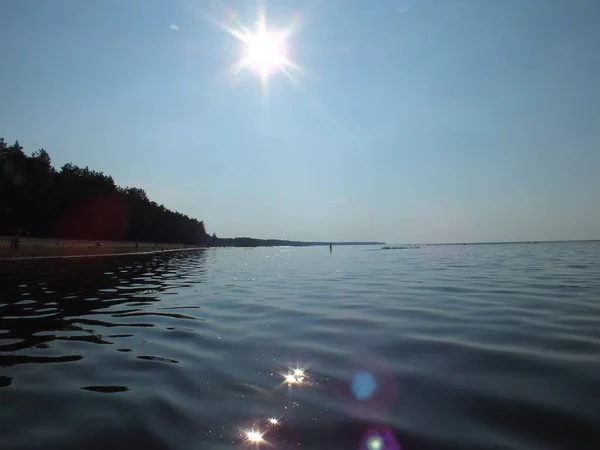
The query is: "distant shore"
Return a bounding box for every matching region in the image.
[0,237,206,261]
[212,237,386,247]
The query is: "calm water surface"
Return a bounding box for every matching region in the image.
[1,243,599,450]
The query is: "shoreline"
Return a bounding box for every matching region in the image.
[0,237,207,262]
[0,247,207,262]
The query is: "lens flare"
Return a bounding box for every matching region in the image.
[336,356,399,419]
[368,435,384,450]
[352,371,378,401]
[359,427,401,450]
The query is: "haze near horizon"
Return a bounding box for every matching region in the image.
[1,0,599,244]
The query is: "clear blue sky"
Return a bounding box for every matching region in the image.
[1,0,599,243]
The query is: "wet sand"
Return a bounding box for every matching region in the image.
[1,237,206,260]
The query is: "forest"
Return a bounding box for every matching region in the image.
[0,138,209,245]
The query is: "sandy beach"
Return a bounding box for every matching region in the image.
[1,236,206,260]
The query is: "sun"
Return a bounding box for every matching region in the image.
[199,2,302,93]
[233,17,295,91]
[243,26,288,77]
[194,0,305,95]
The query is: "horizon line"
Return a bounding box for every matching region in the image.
[218,237,599,246]
[405,238,600,246]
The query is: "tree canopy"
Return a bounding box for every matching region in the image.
[0,137,209,245]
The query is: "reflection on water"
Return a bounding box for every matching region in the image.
[1,244,600,450]
[1,251,207,362]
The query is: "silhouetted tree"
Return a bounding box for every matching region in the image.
[0,137,209,245]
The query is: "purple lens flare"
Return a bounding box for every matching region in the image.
[359,426,401,450]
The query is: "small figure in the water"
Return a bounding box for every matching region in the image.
[329,244,332,252]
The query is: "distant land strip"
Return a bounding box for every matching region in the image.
[212,238,386,247]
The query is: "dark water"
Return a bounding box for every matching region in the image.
[1,243,599,450]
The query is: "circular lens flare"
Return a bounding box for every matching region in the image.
[360,427,401,450]
[335,356,399,419]
[352,371,378,401]
[368,435,384,450]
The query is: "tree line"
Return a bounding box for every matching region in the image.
[0,137,210,245]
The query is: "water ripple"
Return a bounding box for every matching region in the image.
[1,244,599,450]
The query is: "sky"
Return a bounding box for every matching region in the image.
[1,0,599,244]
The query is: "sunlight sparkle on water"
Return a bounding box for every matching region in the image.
[284,373,300,385]
[245,429,265,445]
[281,366,309,385]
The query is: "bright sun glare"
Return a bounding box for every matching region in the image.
[232,14,297,91]
[199,1,302,92]
[243,26,287,77]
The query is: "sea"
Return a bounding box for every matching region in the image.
[1,242,599,450]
